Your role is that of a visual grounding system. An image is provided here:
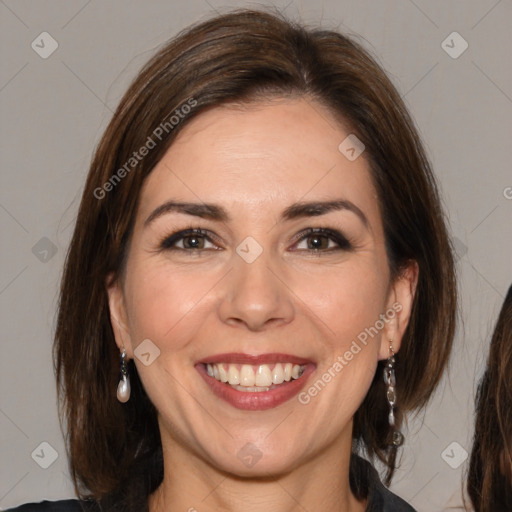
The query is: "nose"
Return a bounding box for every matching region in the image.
[217,251,295,332]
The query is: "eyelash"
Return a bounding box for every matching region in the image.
[159,227,352,253]
[160,228,220,251]
[290,228,352,252]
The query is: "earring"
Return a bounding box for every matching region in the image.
[383,340,404,446]
[116,349,131,403]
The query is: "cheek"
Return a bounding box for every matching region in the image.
[293,261,389,346]
[123,259,219,347]
[294,266,387,422]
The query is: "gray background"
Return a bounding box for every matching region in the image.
[1,1,511,510]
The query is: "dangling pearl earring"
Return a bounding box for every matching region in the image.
[117,349,130,403]
[384,340,404,446]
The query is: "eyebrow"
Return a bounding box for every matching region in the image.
[281,200,369,227]
[144,199,368,228]
[144,202,230,226]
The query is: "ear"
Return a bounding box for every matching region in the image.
[378,261,419,360]
[106,272,134,357]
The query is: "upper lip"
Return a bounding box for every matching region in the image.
[196,353,314,366]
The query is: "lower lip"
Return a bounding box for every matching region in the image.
[196,363,315,411]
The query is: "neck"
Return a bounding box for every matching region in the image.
[149,423,366,512]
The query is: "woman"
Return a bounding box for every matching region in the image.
[8,9,456,512]
[467,285,512,511]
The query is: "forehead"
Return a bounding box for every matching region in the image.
[137,98,380,223]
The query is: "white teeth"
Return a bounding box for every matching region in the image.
[227,365,240,385]
[232,385,271,392]
[255,365,273,387]
[207,362,305,389]
[218,364,228,383]
[240,365,255,386]
[272,363,285,384]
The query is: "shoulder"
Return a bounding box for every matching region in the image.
[369,482,417,512]
[4,500,100,512]
[352,455,417,512]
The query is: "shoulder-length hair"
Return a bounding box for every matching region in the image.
[468,285,512,511]
[54,8,456,509]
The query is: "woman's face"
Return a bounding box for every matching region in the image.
[109,97,416,476]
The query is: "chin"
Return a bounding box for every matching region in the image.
[215,454,300,479]
[201,439,308,479]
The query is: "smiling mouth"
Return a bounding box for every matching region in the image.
[204,362,306,392]
[196,355,314,410]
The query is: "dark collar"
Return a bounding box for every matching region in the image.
[351,455,418,512]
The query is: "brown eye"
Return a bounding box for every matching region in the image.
[306,234,331,250]
[160,229,218,251]
[182,234,205,249]
[292,228,352,252]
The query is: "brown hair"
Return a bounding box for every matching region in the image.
[468,285,512,511]
[54,8,456,509]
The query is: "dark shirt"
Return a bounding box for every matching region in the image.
[6,458,416,512]
[4,502,93,512]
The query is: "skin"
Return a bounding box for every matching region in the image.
[108,97,418,512]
